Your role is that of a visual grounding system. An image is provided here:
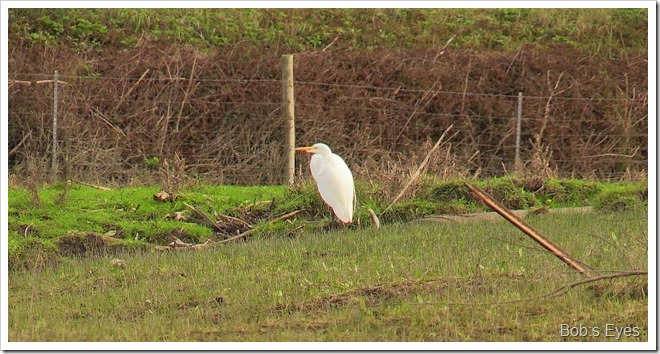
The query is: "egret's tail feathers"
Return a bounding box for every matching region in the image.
[333,207,353,224]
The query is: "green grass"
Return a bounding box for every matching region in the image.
[7,177,647,271]
[8,205,647,341]
[7,182,287,269]
[9,8,647,56]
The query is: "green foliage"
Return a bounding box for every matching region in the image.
[481,177,539,209]
[8,8,648,56]
[428,179,475,203]
[380,199,437,223]
[544,179,601,205]
[144,156,160,170]
[592,184,646,212]
[7,177,647,272]
[7,183,287,270]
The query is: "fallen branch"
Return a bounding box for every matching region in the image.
[215,213,253,230]
[156,210,303,252]
[218,210,302,245]
[217,228,258,245]
[8,131,31,158]
[74,180,112,191]
[292,271,648,310]
[168,236,194,248]
[460,271,648,306]
[183,202,223,231]
[465,183,595,277]
[113,69,149,115]
[534,271,647,301]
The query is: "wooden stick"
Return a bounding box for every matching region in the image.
[535,271,647,301]
[381,125,454,217]
[183,202,223,231]
[440,271,647,307]
[217,228,258,245]
[176,58,197,132]
[8,131,31,158]
[465,183,594,277]
[113,69,149,114]
[218,210,302,244]
[9,79,70,87]
[167,210,304,252]
[465,271,647,306]
[215,213,253,229]
[74,180,112,191]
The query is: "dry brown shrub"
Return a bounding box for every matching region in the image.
[8,43,647,185]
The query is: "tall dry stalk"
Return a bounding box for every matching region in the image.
[380,125,454,217]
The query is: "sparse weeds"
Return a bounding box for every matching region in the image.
[158,152,187,199]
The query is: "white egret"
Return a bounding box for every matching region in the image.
[295,143,355,224]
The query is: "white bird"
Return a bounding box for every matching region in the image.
[295,143,355,224]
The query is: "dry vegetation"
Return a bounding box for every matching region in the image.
[8,9,648,185]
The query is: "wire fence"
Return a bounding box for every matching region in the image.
[7,72,641,101]
[8,61,648,185]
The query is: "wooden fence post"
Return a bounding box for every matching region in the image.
[281,55,295,185]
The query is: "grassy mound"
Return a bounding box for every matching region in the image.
[7,177,647,271]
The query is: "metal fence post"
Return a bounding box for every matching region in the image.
[514,91,523,175]
[51,70,59,180]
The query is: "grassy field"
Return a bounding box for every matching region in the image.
[10,8,647,55]
[7,206,647,342]
[7,178,647,270]
[6,179,649,342]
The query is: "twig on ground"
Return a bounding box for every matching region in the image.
[215,213,253,230]
[183,202,223,231]
[74,180,112,191]
[532,271,647,301]
[450,271,647,306]
[218,210,302,245]
[416,271,648,307]
[156,209,303,252]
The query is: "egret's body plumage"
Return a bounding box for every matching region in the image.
[296,143,355,224]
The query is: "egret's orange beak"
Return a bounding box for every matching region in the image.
[295,146,315,153]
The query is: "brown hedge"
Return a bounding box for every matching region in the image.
[8,42,647,184]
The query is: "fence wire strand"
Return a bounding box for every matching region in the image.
[8,71,648,184]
